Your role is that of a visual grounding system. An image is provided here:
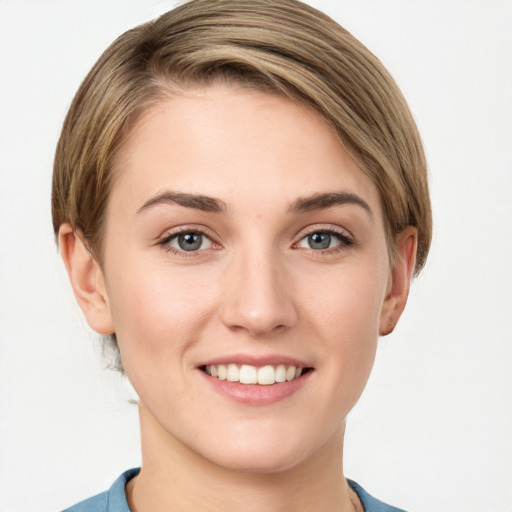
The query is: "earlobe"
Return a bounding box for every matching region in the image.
[58,224,115,335]
[379,226,418,336]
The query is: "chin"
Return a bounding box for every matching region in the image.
[206,448,308,475]
[193,427,328,475]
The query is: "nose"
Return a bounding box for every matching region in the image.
[219,248,298,336]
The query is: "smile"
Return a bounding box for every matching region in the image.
[202,364,310,385]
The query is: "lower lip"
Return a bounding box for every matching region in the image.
[199,370,313,405]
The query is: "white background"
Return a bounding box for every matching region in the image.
[1,1,511,511]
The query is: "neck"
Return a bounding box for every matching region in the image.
[127,403,358,512]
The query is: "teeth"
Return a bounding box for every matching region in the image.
[285,365,296,381]
[204,364,306,385]
[240,364,258,384]
[258,365,275,385]
[227,363,239,382]
[217,364,227,380]
[275,364,287,382]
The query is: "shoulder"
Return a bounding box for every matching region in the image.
[61,491,109,512]
[61,468,140,512]
[349,480,408,512]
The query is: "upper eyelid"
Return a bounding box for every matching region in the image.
[158,225,218,242]
[295,224,353,241]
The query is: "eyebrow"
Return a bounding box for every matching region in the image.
[137,191,227,214]
[289,192,373,217]
[136,190,372,217]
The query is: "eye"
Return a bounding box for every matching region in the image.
[166,231,213,252]
[297,230,352,251]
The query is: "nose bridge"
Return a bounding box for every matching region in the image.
[220,242,297,335]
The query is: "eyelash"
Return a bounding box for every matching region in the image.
[157,226,354,258]
[157,227,218,258]
[295,227,354,254]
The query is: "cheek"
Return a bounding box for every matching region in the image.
[303,259,388,392]
[306,262,387,337]
[105,259,217,361]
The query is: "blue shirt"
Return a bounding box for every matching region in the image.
[62,468,407,512]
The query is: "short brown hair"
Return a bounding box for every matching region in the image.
[52,0,431,270]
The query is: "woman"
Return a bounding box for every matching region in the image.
[53,0,431,510]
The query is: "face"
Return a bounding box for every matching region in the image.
[99,84,394,473]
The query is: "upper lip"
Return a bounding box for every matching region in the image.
[198,353,313,368]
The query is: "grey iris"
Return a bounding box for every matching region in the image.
[178,233,202,251]
[308,232,331,250]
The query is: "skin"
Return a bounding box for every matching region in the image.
[59,84,417,512]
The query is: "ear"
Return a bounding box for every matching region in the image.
[379,226,418,336]
[58,224,115,335]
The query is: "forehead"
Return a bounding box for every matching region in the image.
[111,84,382,217]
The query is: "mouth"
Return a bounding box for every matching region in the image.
[200,364,313,385]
